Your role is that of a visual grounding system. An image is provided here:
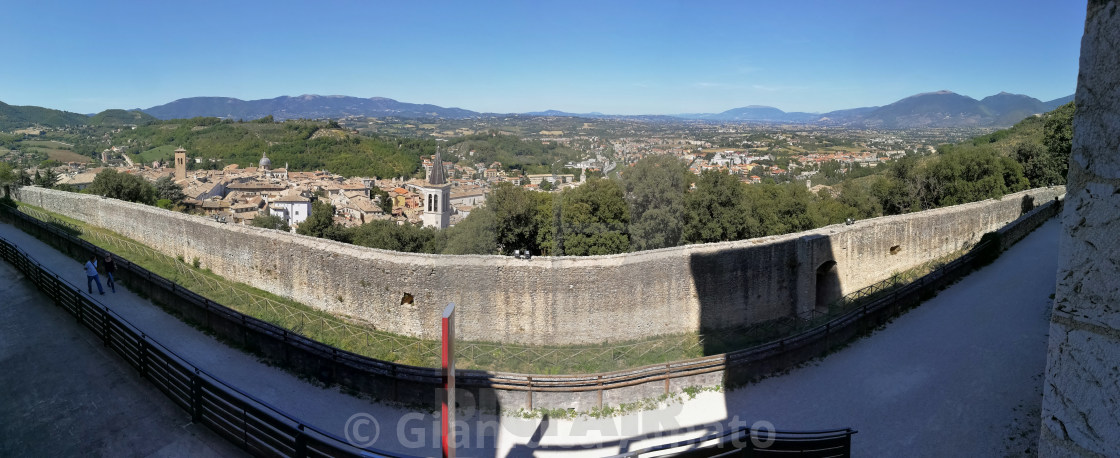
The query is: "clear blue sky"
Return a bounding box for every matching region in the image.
[1,0,1086,115]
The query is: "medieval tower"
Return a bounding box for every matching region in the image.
[421,149,451,229]
[174,147,187,181]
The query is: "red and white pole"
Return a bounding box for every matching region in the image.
[441,303,456,458]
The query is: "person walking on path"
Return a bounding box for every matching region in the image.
[84,255,104,295]
[103,254,117,293]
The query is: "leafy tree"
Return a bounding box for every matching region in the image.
[538,180,553,191]
[323,223,352,243]
[488,182,546,255]
[297,201,339,239]
[1035,101,1074,186]
[1015,142,1065,187]
[14,168,31,186]
[814,190,862,224]
[743,183,823,237]
[683,170,749,243]
[533,190,560,255]
[251,214,291,232]
[1043,102,1074,166]
[85,169,156,204]
[869,175,915,216]
[922,147,1028,207]
[622,155,692,251]
[558,178,630,255]
[769,184,823,234]
[154,175,186,205]
[370,187,393,213]
[443,205,498,254]
[0,162,14,196]
[833,180,882,219]
[348,220,440,253]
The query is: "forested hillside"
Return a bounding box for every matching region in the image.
[108,117,432,179]
[445,131,584,174]
[0,101,90,131]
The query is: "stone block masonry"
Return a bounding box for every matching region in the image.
[14,185,1063,346]
[1040,1,1120,455]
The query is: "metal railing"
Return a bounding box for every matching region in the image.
[615,427,856,458]
[0,234,409,458]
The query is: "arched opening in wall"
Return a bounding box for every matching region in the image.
[815,260,841,314]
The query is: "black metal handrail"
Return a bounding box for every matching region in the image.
[0,235,411,458]
[613,427,857,457]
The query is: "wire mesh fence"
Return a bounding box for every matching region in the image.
[10,203,964,375]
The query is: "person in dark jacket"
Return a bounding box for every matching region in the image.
[103,254,117,293]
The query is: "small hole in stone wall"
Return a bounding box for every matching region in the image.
[400,292,414,305]
[890,245,901,255]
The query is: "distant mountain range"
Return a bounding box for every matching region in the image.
[680,91,1074,127]
[138,91,1071,128]
[141,95,477,121]
[1,90,1074,131]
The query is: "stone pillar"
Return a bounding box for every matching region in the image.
[1039,1,1120,455]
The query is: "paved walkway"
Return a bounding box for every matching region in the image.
[0,252,244,457]
[0,219,1059,456]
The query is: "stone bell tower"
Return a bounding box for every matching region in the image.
[174,147,187,181]
[421,149,451,229]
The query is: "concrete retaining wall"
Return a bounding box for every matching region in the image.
[13,185,1063,346]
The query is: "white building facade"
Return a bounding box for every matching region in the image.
[268,190,311,226]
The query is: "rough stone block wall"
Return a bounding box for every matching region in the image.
[1040,1,1120,454]
[13,185,1061,346]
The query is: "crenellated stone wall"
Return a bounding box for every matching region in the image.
[13,185,1063,346]
[1040,1,1120,454]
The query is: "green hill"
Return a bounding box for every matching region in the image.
[445,131,583,174]
[107,117,433,179]
[836,101,1074,217]
[956,101,1073,155]
[88,109,158,126]
[0,100,90,131]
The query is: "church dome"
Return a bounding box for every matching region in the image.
[259,153,272,170]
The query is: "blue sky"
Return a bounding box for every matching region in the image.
[2,0,1086,115]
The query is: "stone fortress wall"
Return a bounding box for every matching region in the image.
[14,186,1063,346]
[1040,1,1120,455]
